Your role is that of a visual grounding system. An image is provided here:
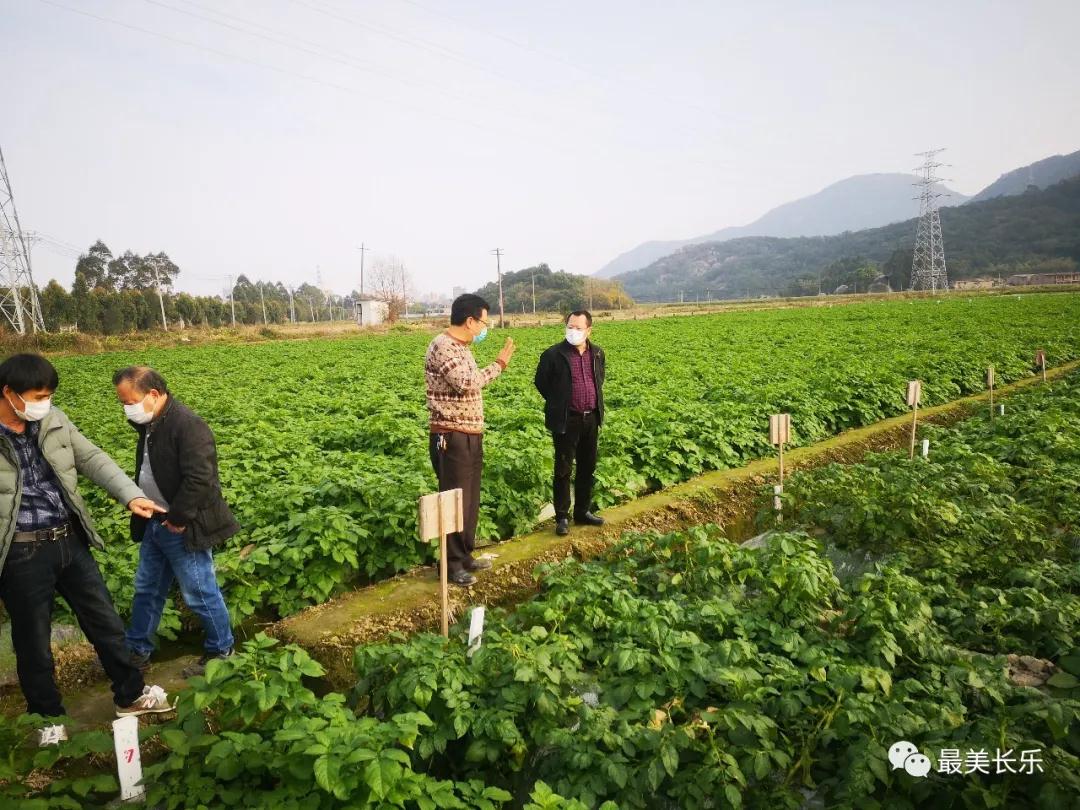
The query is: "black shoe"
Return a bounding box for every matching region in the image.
[449,570,477,587]
[555,518,570,536]
[465,556,492,571]
[575,512,605,526]
[130,650,152,672]
[181,648,233,679]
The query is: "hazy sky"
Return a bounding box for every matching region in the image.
[4,0,1079,298]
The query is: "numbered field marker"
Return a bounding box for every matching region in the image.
[987,365,995,421]
[1035,349,1047,383]
[467,606,486,658]
[769,414,791,520]
[418,488,464,637]
[921,439,930,458]
[112,715,144,802]
[906,380,922,460]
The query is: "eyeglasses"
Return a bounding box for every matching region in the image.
[472,317,489,328]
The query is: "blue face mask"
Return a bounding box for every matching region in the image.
[473,327,489,343]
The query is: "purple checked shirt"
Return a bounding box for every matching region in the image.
[568,343,598,412]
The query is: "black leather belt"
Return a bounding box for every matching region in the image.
[571,410,594,416]
[13,522,72,543]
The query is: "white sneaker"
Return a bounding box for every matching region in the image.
[115,684,173,717]
[37,724,68,747]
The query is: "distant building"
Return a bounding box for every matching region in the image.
[867,275,893,294]
[833,284,851,295]
[953,277,998,291]
[452,286,466,299]
[355,296,390,326]
[1006,272,1080,286]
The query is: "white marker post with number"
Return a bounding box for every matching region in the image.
[987,365,995,421]
[906,380,922,460]
[467,606,486,658]
[418,488,464,637]
[769,414,791,518]
[112,715,144,802]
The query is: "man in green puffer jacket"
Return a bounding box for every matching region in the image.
[0,353,172,745]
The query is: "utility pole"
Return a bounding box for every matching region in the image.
[227,275,236,326]
[307,298,315,322]
[356,243,369,295]
[148,255,168,331]
[491,248,504,327]
[910,148,950,293]
[259,284,268,325]
[401,264,408,321]
[287,287,296,323]
[0,146,45,334]
[531,272,536,314]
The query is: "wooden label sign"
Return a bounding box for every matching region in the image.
[1035,349,1046,367]
[906,380,922,408]
[769,413,791,446]
[418,488,464,542]
[986,366,995,387]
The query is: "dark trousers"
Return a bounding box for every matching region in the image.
[429,431,483,574]
[0,529,144,717]
[553,411,598,520]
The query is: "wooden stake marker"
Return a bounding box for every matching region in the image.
[418,488,464,637]
[906,380,922,460]
[1035,349,1046,383]
[769,414,791,517]
[987,365,995,421]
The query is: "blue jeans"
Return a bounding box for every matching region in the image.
[126,521,234,656]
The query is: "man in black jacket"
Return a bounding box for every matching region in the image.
[534,311,606,536]
[113,366,239,678]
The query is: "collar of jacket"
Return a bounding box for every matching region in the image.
[559,339,593,358]
[129,395,177,435]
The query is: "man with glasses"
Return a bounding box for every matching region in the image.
[424,294,515,586]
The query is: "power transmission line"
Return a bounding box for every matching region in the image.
[491,248,504,328]
[910,149,950,293]
[0,146,46,334]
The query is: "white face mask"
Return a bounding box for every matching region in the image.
[11,393,52,422]
[565,327,587,346]
[124,396,155,425]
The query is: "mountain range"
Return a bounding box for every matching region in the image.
[597,148,1080,280]
[613,173,1080,302]
[595,174,965,279]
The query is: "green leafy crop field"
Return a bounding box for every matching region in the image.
[9,312,1079,809]
[43,292,1080,626]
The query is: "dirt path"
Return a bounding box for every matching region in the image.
[12,361,1075,721]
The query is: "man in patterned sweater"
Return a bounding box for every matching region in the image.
[425,294,515,586]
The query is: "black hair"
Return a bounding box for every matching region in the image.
[450,294,491,326]
[112,366,170,396]
[566,310,593,327]
[0,353,59,395]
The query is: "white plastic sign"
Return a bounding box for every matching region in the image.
[112,715,144,802]
[773,484,783,513]
[921,439,930,458]
[467,606,486,658]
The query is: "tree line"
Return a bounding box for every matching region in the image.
[30,241,375,334]
[473,264,633,315]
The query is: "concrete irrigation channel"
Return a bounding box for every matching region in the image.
[5,361,1077,721]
